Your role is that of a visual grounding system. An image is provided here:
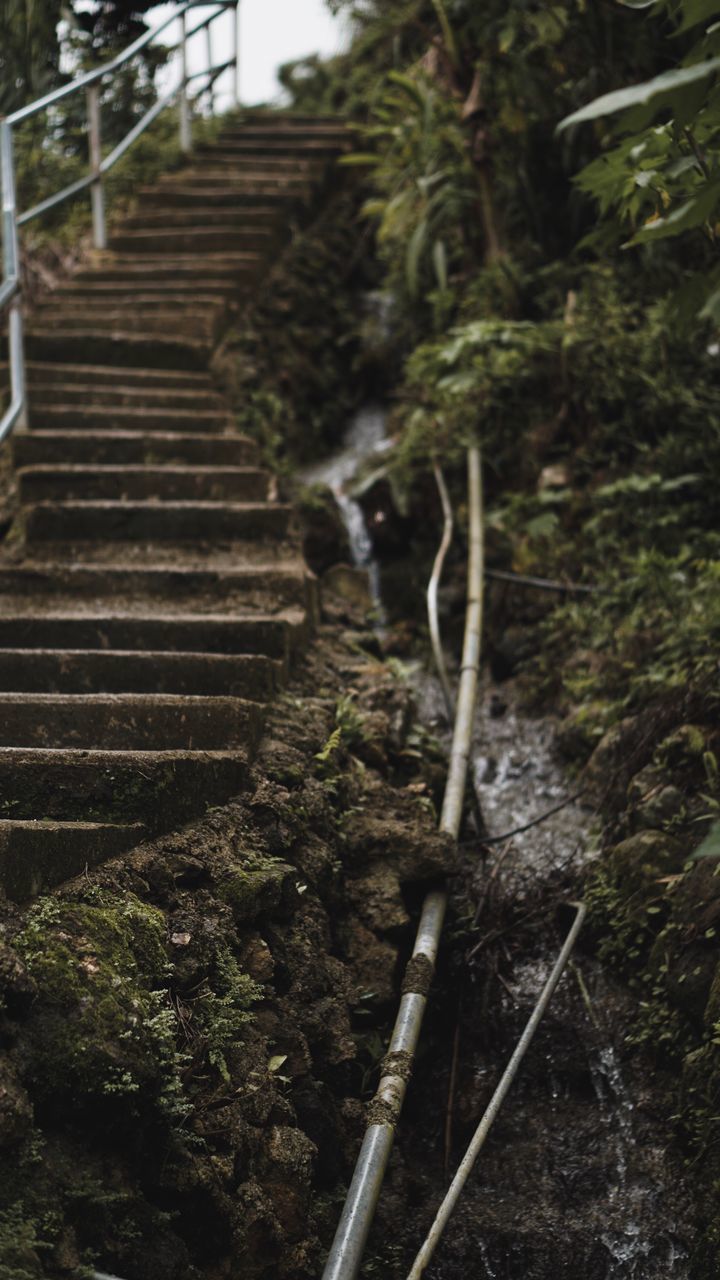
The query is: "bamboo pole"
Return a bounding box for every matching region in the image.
[321,447,484,1280]
[427,461,455,720]
[406,903,587,1278]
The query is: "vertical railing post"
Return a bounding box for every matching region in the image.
[86,83,107,250]
[179,10,192,152]
[205,21,216,116]
[233,1,242,107]
[0,120,27,431]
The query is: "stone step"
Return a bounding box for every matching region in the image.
[5,362,215,389]
[24,500,291,543]
[108,227,281,255]
[0,562,314,611]
[0,649,281,697]
[18,465,270,503]
[240,112,346,126]
[156,171,313,190]
[121,207,279,229]
[31,308,221,341]
[25,329,212,370]
[0,748,252,831]
[54,278,243,300]
[220,125,351,142]
[0,692,265,751]
[26,405,231,433]
[24,383,225,410]
[0,820,146,901]
[140,185,309,208]
[45,291,231,311]
[0,609,306,659]
[200,147,327,165]
[205,140,345,157]
[13,431,258,468]
[78,253,262,281]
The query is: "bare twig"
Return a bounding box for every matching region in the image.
[485,567,597,595]
[444,1013,461,1183]
[474,789,586,845]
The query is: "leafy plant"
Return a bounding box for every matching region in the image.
[559,0,720,319]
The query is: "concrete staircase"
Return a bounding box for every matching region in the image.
[0,115,349,900]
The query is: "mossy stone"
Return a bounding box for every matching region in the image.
[655,724,707,770]
[219,859,297,923]
[608,829,684,900]
[15,893,176,1115]
[556,700,616,759]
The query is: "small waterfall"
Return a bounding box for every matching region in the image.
[302,403,389,626]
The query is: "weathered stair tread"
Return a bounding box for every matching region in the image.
[26,329,213,371]
[141,186,310,207]
[6,538,302,566]
[31,310,221,340]
[0,114,337,894]
[18,465,270,502]
[0,820,146,901]
[27,408,232,433]
[0,608,308,658]
[26,385,226,409]
[25,499,292,542]
[0,649,281,696]
[14,432,258,467]
[122,208,279,228]
[0,692,266,750]
[204,141,346,157]
[107,229,282,255]
[0,560,312,603]
[54,278,246,298]
[7,361,215,387]
[0,748,253,826]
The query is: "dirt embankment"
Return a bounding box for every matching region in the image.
[0,587,453,1280]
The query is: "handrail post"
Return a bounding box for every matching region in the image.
[233,1,242,107]
[205,22,216,115]
[86,83,107,250]
[0,121,27,431]
[179,10,192,152]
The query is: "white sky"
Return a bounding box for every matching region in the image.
[148,2,348,108]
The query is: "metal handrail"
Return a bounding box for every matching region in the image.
[0,1,243,445]
[5,2,231,127]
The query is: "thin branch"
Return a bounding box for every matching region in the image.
[485,567,598,595]
[472,790,586,846]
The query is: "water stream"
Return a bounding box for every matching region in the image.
[308,416,693,1277]
[301,402,390,626]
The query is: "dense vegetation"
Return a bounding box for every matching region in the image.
[284,0,720,1269]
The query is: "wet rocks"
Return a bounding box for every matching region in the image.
[608,829,684,901]
[298,483,351,574]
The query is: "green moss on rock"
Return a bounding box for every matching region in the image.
[15,892,183,1119]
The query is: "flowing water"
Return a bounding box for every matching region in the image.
[301,402,390,626]
[309,417,694,1277]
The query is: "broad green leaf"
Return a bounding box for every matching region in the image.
[339,153,382,167]
[690,821,720,859]
[700,284,720,320]
[387,70,426,109]
[630,173,720,242]
[558,58,720,131]
[676,0,720,32]
[431,0,460,66]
